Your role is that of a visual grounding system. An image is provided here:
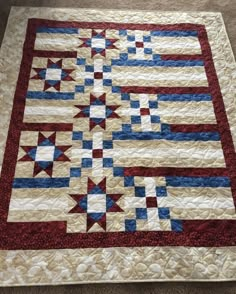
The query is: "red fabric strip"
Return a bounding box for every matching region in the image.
[124,167,229,177]
[21,123,73,131]
[170,124,218,132]
[33,50,77,58]
[161,54,203,60]
[121,86,210,94]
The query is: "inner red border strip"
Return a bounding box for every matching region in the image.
[121,86,209,94]
[124,167,229,177]
[33,50,77,58]
[161,54,203,60]
[169,124,218,132]
[0,19,236,250]
[21,123,73,131]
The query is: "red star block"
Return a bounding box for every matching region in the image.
[19,132,71,177]
[69,178,123,232]
[79,29,118,57]
[31,59,74,91]
[74,93,120,130]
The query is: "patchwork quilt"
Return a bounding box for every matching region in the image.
[0,7,236,285]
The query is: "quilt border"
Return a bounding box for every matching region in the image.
[0,7,236,285]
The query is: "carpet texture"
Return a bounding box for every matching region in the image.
[0,3,236,294]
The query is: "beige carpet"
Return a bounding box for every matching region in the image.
[0,1,236,293]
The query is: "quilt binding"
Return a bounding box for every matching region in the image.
[0,7,236,285]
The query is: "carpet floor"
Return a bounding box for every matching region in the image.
[0,0,235,293]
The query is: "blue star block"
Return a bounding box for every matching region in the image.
[70,167,81,177]
[103,158,113,167]
[136,208,147,220]
[156,186,167,197]
[171,219,183,232]
[81,158,92,168]
[135,186,146,197]
[125,219,136,232]
[113,167,124,177]
[124,176,134,187]
[72,131,83,140]
[158,207,170,219]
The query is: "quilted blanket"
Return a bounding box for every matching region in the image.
[0,7,236,285]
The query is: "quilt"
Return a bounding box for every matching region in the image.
[0,7,236,285]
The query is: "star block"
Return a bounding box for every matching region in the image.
[19,132,71,177]
[74,93,120,130]
[79,29,118,57]
[69,177,123,232]
[31,59,75,91]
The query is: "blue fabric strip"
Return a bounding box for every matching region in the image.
[158,94,212,101]
[112,59,204,67]
[150,30,198,37]
[13,178,70,188]
[27,91,74,100]
[166,176,230,187]
[36,27,78,34]
[112,131,220,141]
